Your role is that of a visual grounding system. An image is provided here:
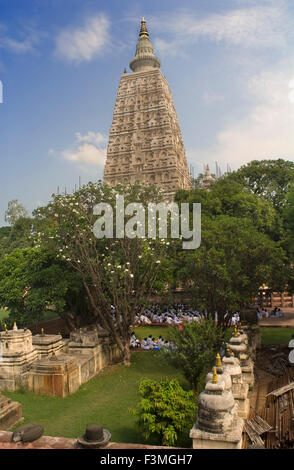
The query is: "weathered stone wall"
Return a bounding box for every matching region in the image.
[0,326,123,397]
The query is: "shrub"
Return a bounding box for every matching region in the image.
[161,318,226,391]
[130,378,197,446]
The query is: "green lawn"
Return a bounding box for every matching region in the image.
[133,325,171,340]
[3,323,293,446]
[135,324,294,345]
[260,326,294,345]
[5,351,190,446]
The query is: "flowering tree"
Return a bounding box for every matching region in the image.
[34,181,170,364]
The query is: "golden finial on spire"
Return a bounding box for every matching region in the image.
[139,17,149,38]
[216,353,222,367]
[41,328,44,336]
[234,325,238,337]
[212,367,218,384]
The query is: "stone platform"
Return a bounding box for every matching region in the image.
[0,394,22,430]
[0,430,181,449]
[0,325,123,397]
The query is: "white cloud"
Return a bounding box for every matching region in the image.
[63,143,107,166]
[189,65,294,170]
[55,14,110,63]
[52,131,108,170]
[75,131,107,146]
[0,25,40,54]
[152,3,289,56]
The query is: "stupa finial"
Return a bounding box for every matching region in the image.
[129,18,161,73]
[212,367,218,384]
[139,17,149,38]
[216,353,222,367]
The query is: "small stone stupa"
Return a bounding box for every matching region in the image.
[205,353,232,391]
[190,366,243,449]
[229,325,255,386]
[201,164,215,190]
[222,345,250,419]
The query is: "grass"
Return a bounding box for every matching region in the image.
[133,325,172,340]
[135,324,294,345]
[3,323,293,446]
[260,326,294,345]
[5,350,190,446]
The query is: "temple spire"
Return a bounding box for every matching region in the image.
[129,18,161,73]
[139,18,149,38]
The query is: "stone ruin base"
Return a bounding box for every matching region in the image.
[0,326,123,397]
[241,366,255,386]
[190,418,244,449]
[0,394,23,430]
[235,397,250,419]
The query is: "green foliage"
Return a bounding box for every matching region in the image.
[176,177,282,238]
[0,247,89,327]
[161,319,226,391]
[130,378,197,446]
[0,217,34,258]
[32,181,171,362]
[0,226,11,239]
[224,159,294,211]
[174,215,288,313]
[175,172,289,312]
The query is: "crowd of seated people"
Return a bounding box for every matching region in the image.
[134,304,241,326]
[134,304,207,326]
[256,307,283,320]
[130,333,174,350]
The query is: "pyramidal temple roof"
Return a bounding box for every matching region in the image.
[129,18,161,73]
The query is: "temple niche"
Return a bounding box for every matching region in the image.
[103,18,191,199]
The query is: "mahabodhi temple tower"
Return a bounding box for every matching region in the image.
[103,18,192,199]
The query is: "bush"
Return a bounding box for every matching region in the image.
[130,378,197,446]
[161,318,226,391]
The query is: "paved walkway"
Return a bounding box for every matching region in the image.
[259,308,294,327]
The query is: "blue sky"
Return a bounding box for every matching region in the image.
[0,0,294,224]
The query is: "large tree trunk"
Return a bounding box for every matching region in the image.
[122,342,131,366]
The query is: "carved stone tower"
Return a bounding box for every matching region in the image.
[103,18,192,199]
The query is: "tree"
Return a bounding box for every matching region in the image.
[0,247,90,328]
[130,378,197,446]
[176,215,288,314]
[176,178,282,240]
[5,200,28,225]
[34,181,170,364]
[161,319,226,391]
[224,159,294,211]
[0,216,35,259]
